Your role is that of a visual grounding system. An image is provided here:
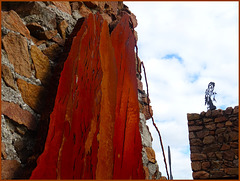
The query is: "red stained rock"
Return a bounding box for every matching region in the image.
[2,32,32,78]
[30,14,144,179]
[1,101,36,130]
[2,10,31,39]
[52,1,71,15]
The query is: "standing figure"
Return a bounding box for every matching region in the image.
[205,82,217,110]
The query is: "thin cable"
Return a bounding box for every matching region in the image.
[141,61,170,180]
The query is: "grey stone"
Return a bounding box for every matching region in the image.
[141,147,149,166]
[148,162,157,175]
[46,5,77,36]
[72,10,83,21]
[1,115,21,162]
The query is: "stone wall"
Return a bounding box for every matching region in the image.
[187,106,239,179]
[1,1,162,179]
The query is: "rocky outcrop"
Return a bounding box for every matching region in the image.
[1,1,161,179]
[188,106,239,179]
[31,13,144,179]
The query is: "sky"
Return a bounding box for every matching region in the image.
[125,1,239,179]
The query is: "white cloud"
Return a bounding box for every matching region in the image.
[125,1,238,179]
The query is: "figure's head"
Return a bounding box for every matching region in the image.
[208,82,215,91]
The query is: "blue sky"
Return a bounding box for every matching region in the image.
[125,1,239,179]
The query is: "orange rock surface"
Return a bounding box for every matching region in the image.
[30,13,144,179]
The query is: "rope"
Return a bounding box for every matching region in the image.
[141,61,170,180]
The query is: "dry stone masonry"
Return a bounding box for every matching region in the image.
[187,106,239,179]
[1,1,162,179]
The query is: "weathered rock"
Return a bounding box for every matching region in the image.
[26,22,44,38]
[215,116,227,123]
[193,171,209,179]
[191,153,207,161]
[233,106,238,114]
[191,161,201,171]
[145,147,156,163]
[203,136,215,144]
[52,1,71,15]
[225,168,238,175]
[195,130,209,138]
[190,146,202,153]
[212,109,223,117]
[143,166,150,179]
[130,13,138,28]
[1,142,8,160]
[1,10,31,39]
[220,144,230,151]
[211,160,223,169]
[100,13,112,24]
[210,170,225,178]
[30,45,51,85]
[70,2,80,11]
[1,160,21,179]
[202,144,220,153]
[188,125,203,132]
[42,43,62,61]
[1,64,17,90]
[83,1,98,9]
[17,79,45,113]
[58,20,68,40]
[190,139,203,146]
[203,118,213,123]
[2,32,32,78]
[189,132,195,139]
[205,123,216,130]
[225,107,233,114]
[14,2,57,30]
[201,161,210,170]
[52,34,65,46]
[187,113,200,121]
[1,101,36,130]
[79,3,92,17]
[38,30,58,40]
[223,150,235,161]
[229,131,238,141]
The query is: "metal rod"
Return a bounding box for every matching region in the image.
[168,146,173,180]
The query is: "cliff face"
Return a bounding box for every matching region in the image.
[1,1,162,179]
[187,106,239,179]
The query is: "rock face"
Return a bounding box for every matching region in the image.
[187,106,239,179]
[1,1,161,180]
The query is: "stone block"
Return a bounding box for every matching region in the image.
[193,171,209,179]
[191,153,207,161]
[187,113,200,121]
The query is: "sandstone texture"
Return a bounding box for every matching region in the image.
[1,1,161,180]
[188,106,239,179]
